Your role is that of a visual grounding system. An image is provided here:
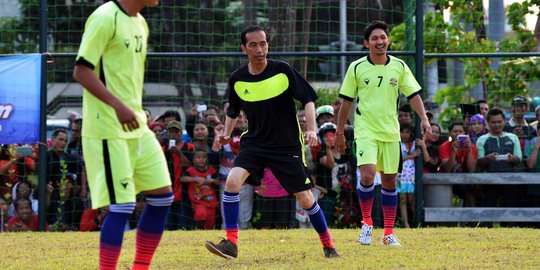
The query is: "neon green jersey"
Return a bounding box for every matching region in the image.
[75,1,150,139]
[339,55,421,142]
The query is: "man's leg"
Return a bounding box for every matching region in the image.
[100,203,135,270]
[133,186,173,270]
[380,173,400,245]
[205,167,249,259]
[296,190,339,258]
[358,164,377,226]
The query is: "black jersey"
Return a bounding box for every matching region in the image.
[226,60,317,151]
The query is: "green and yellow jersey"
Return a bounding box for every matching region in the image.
[227,60,317,150]
[339,55,421,142]
[75,0,150,139]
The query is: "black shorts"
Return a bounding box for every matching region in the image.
[234,146,314,194]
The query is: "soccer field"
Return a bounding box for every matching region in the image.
[0,228,538,269]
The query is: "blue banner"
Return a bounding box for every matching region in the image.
[0,54,42,144]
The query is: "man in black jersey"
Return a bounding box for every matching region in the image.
[205,25,339,259]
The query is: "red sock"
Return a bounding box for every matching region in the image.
[133,230,163,270]
[100,243,122,270]
[319,230,335,248]
[226,228,239,245]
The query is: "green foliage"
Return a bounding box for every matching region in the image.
[314,88,338,107]
[391,0,540,127]
[0,229,539,269]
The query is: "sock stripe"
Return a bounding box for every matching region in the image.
[223,194,240,202]
[381,188,397,196]
[359,183,375,192]
[305,203,321,216]
[109,203,136,214]
[146,193,174,207]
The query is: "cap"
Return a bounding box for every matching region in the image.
[318,122,337,137]
[511,95,528,106]
[316,105,334,119]
[166,120,182,131]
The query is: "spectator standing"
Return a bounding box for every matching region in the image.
[206,25,338,259]
[149,121,165,146]
[398,104,413,126]
[504,96,536,159]
[335,21,431,246]
[0,144,36,199]
[530,105,540,131]
[80,206,109,232]
[182,150,219,230]
[396,124,419,228]
[476,99,490,121]
[468,114,487,145]
[477,108,523,223]
[419,122,442,173]
[526,125,540,209]
[254,168,293,229]
[8,181,39,218]
[73,0,173,269]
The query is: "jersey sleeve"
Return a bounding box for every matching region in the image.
[282,62,317,106]
[476,136,486,158]
[399,62,421,98]
[75,11,115,69]
[339,62,358,101]
[226,75,242,119]
[511,134,523,160]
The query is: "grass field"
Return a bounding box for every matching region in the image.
[0,228,539,269]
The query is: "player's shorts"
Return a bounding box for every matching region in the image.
[355,137,402,174]
[233,146,313,194]
[83,131,171,209]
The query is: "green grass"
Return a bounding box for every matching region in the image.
[1,228,539,269]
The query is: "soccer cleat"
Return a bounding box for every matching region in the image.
[358,222,373,245]
[323,247,340,258]
[381,234,401,246]
[205,238,238,259]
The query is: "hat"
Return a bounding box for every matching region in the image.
[511,95,528,106]
[316,105,334,119]
[318,122,337,137]
[166,120,182,131]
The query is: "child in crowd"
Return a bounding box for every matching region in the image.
[397,124,418,228]
[468,114,487,145]
[255,167,293,229]
[182,149,219,229]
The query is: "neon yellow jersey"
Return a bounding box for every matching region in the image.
[75,1,150,139]
[339,55,421,142]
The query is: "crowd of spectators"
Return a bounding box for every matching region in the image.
[1,95,540,232]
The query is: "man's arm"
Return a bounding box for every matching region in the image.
[303,102,318,147]
[73,65,139,132]
[409,95,431,139]
[335,99,353,154]
[212,115,237,151]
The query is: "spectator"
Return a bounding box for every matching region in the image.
[156,109,183,142]
[477,108,523,212]
[468,114,487,145]
[526,125,540,209]
[398,104,413,126]
[214,110,254,230]
[8,181,38,218]
[182,149,219,230]
[0,197,8,232]
[7,198,49,232]
[254,168,293,229]
[45,129,84,230]
[186,104,222,141]
[67,118,83,158]
[530,105,540,131]
[419,122,443,173]
[504,95,536,158]
[460,103,480,134]
[149,121,165,146]
[439,121,477,207]
[0,144,36,199]
[80,206,108,232]
[316,105,334,127]
[476,99,490,121]
[397,124,419,228]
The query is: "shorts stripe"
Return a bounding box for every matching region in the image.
[102,140,116,204]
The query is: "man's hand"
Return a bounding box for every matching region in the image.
[212,135,231,151]
[304,130,318,147]
[335,133,346,154]
[421,119,432,140]
[114,102,139,132]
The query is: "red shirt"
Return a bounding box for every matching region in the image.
[7,215,49,231]
[439,141,477,172]
[185,166,218,208]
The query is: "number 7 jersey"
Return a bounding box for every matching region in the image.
[339,55,421,142]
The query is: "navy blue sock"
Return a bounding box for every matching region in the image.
[305,201,334,248]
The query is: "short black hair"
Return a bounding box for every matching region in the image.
[475,99,488,105]
[14,198,32,213]
[157,110,181,122]
[52,129,67,138]
[241,25,266,46]
[399,104,412,114]
[487,107,505,121]
[448,121,465,132]
[363,21,389,41]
